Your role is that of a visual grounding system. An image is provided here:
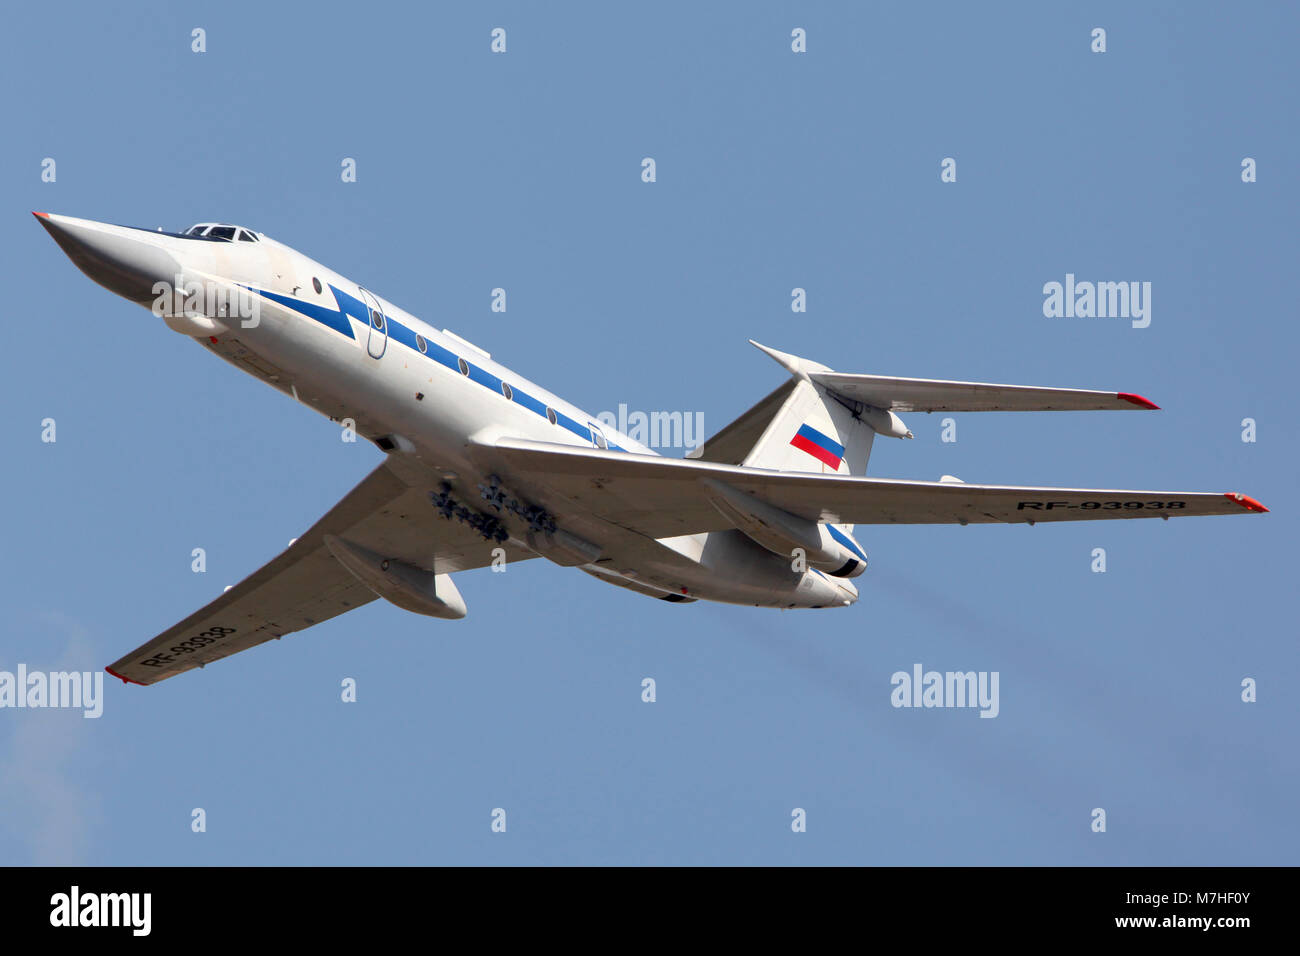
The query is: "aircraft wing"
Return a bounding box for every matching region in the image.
[808,371,1159,412]
[485,438,1266,540]
[106,459,535,686]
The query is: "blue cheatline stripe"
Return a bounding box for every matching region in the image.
[330,285,371,324]
[511,388,548,416]
[466,363,502,392]
[795,423,845,459]
[553,411,591,442]
[253,287,357,340]
[425,338,459,373]
[387,316,419,352]
[827,525,867,562]
[251,283,622,450]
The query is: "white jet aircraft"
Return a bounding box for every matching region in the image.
[34,212,1268,686]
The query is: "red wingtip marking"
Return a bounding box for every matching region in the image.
[32,211,49,219]
[105,666,146,686]
[1118,392,1160,410]
[1225,492,1269,513]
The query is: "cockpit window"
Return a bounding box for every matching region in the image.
[183,223,258,241]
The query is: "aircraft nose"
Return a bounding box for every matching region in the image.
[33,212,182,306]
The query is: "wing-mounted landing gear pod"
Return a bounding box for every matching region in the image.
[323,535,467,619]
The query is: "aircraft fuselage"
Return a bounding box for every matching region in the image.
[36,213,860,611]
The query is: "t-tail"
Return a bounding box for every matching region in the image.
[688,339,1179,580]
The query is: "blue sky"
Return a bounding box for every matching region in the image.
[1,1,1294,865]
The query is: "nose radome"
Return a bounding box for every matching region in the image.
[34,212,182,306]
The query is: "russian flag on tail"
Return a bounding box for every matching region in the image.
[789,424,844,470]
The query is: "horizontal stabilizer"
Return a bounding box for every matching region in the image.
[809,371,1159,413]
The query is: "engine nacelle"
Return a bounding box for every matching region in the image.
[818,525,868,577]
[323,535,467,619]
[701,479,867,577]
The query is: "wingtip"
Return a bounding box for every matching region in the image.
[1225,492,1268,513]
[32,211,49,219]
[1118,392,1160,410]
[105,665,145,686]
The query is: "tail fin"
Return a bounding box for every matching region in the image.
[729,343,879,552]
[741,378,879,476]
[740,341,888,478]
